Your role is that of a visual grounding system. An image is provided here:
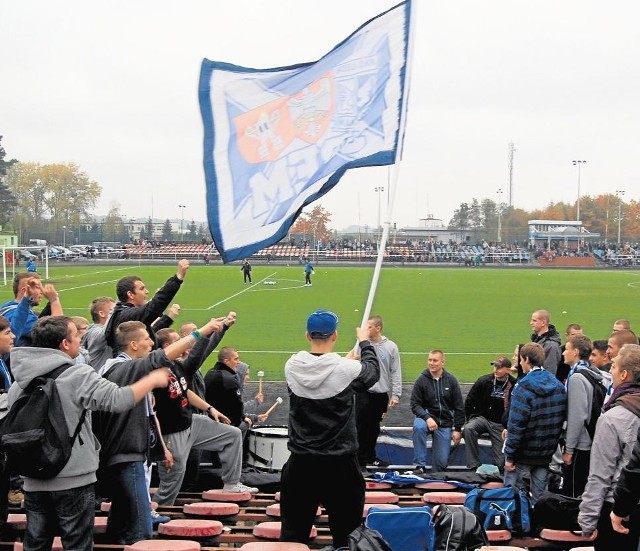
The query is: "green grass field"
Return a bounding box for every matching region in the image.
[15,263,640,382]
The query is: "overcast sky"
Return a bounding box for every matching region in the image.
[2,0,639,234]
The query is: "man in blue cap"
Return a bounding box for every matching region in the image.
[279,309,380,550]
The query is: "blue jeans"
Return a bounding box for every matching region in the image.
[504,463,549,506]
[105,461,152,544]
[24,483,95,551]
[412,418,452,472]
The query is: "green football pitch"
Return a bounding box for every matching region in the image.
[11,263,640,382]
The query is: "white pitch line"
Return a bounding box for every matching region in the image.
[206,271,278,310]
[57,279,121,293]
[51,266,132,280]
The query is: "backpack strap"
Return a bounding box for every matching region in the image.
[26,364,88,446]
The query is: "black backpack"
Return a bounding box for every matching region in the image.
[579,369,606,440]
[433,504,488,551]
[348,525,393,551]
[0,365,87,479]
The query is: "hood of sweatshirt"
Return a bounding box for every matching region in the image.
[285,351,361,399]
[617,391,640,418]
[518,368,564,398]
[10,347,74,390]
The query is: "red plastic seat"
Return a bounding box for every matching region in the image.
[365,481,393,490]
[158,519,223,538]
[14,538,63,551]
[540,529,597,542]
[421,491,467,505]
[486,529,512,541]
[125,540,201,551]
[480,482,504,489]
[253,522,317,540]
[415,481,460,490]
[7,514,26,530]
[183,501,239,517]
[94,515,108,534]
[202,489,252,502]
[363,491,399,504]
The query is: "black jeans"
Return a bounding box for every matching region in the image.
[280,453,364,548]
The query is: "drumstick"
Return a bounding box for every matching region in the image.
[257,370,264,395]
[264,397,283,417]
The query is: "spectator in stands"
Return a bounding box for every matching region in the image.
[591,339,612,390]
[71,316,90,365]
[279,309,379,549]
[204,347,268,439]
[0,273,63,346]
[0,316,16,529]
[463,355,516,471]
[504,343,566,505]
[557,323,584,383]
[82,296,116,372]
[578,344,640,551]
[152,327,256,506]
[8,316,169,551]
[94,318,221,544]
[241,259,252,283]
[562,334,603,498]
[613,319,633,332]
[607,330,639,363]
[356,315,402,470]
[411,350,464,474]
[236,362,264,412]
[104,259,190,351]
[529,309,562,375]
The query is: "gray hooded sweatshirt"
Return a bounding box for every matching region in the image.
[8,347,136,492]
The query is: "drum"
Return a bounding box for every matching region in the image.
[247,426,290,471]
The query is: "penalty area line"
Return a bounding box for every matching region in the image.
[206,271,278,310]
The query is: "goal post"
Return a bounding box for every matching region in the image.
[1,246,50,286]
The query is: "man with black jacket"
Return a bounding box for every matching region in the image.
[463,356,516,470]
[279,309,379,549]
[530,309,562,375]
[104,259,190,351]
[411,350,465,474]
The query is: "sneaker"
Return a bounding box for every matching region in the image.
[369,457,390,468]
[223,482,259,494]
[412,466,427,476]
[8,489,24,506]
[150,510,171,524]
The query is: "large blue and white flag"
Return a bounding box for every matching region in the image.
[199,1,411,263]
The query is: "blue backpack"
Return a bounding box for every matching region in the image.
[464,486,532,535]
[366,505,435,551]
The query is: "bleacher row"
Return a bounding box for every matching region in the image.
[120,243,533,265]
[593,249,640,266]
[1,480,597,550]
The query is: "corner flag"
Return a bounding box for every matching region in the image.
[199,1,412,263]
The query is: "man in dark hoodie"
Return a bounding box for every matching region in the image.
[411,349,465,474]
[530,309,562,375]
[279,309,379,549]
[504,342,566,505]
[8,316,170,551]
[93,317,223,544]
[104,259,190,351]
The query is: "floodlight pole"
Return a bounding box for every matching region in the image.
[178,205,186,241]
[573,160,586,221]
[616,190,625,244]
[496,189,503,243]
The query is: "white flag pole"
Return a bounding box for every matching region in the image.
[359,0,416,330]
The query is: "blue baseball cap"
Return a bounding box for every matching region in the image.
[306,309,339,339]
